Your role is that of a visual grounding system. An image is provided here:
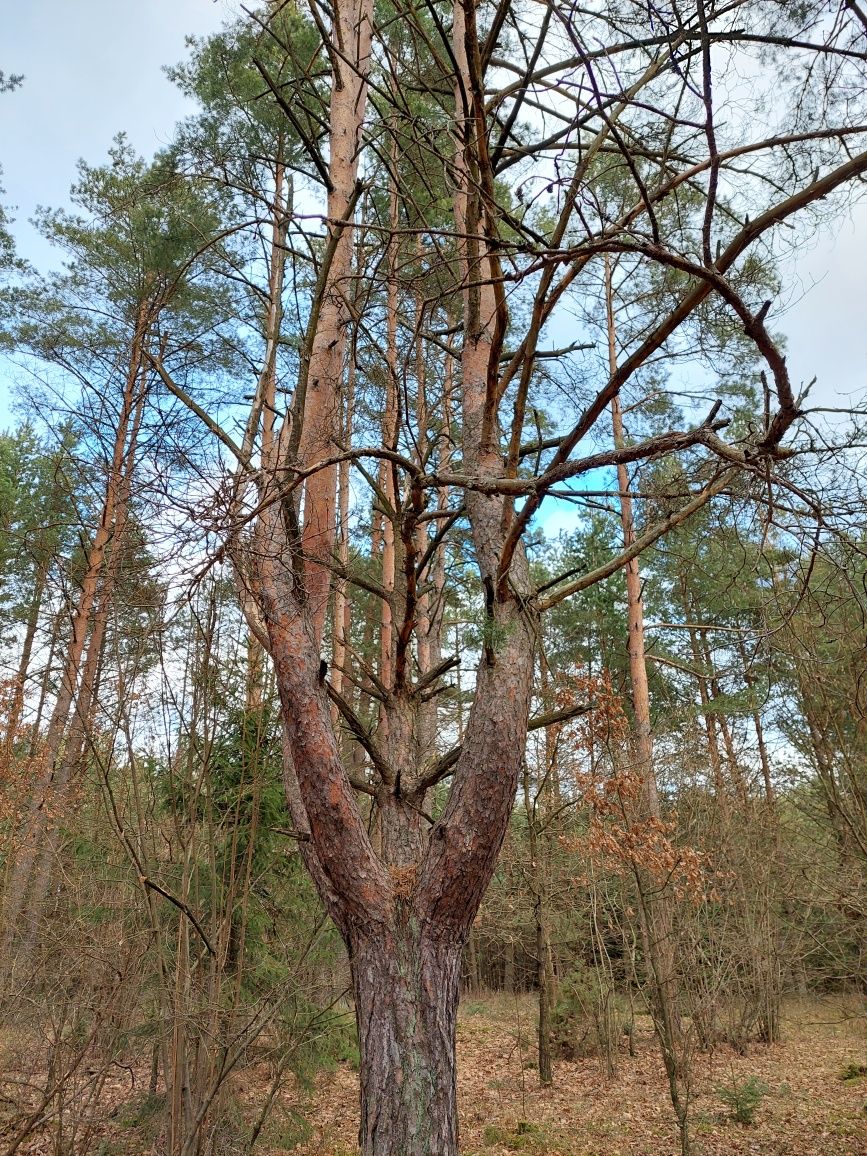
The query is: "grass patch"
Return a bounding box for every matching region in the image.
[464,1001,490,1017]
[483,1120,548,1151]
[117,1092,165,1134]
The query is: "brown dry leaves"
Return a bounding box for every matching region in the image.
[292,996,867,1156]
[3,996,865,1154]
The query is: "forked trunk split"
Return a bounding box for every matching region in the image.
[235,1,535,1151]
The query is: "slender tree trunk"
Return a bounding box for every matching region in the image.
[503,941,516,995]
[465,930,480,995]
[239,150,288,721]
[28,605,64,758]
[331,351,354,705]
[536,905,554,1085]
[523,747,554,1084]
[606,257,689,1151]
[19,373,147,960]
[378,156,400,714]
[699,631,749,803]
[1,311,148,964]
[736,633,774,805]
[297,0,374,646]
[7,562,48,740]
[683,606,726,794]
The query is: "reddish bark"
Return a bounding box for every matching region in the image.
[238,3,540,1131]
[253,0,533,1042]
[297,0,374,647]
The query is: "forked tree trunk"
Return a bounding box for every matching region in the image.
[350,919,462,1155]
[234,4,535,1152]
[250,477,535,1155]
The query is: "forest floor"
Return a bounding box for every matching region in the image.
[284,994,867,1156]
[1,995,866,1154]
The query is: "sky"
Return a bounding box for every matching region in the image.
[778,200,867,407]
[1,0,865,438]
[1,0,230,271]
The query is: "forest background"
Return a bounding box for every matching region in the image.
[1,0,867,1154]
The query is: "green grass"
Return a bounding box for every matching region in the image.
[483,1120,549,1151]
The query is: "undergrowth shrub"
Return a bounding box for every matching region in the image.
[717,1074,770,1125]
[550,961,625,1068]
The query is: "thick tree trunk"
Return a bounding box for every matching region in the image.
[351,920,462,1156]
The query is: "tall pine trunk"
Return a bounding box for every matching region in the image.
[233,4,536,1151]
[606,256,690,1152]
[1,312,148,966]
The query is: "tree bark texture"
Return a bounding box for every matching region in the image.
[297,0,373,647]
[351,920,462,1155]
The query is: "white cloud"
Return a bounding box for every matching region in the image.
[777,200,867,408]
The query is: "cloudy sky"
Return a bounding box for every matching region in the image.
[2,0,229,269]
[2,0,865,428]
